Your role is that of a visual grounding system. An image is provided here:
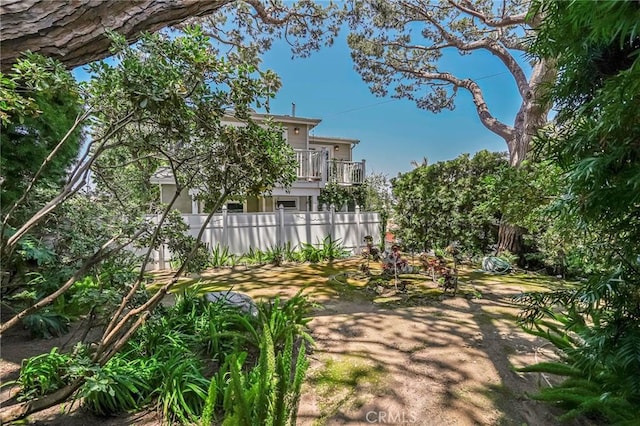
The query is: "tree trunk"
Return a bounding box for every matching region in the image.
[0,380,83,424]
[498,58,557,254]
[0,0,231,72]
[508,58,556,167]
[497,222,524,256]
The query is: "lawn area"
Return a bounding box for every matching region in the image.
[152,256,577,426]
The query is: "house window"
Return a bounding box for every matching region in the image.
[226,202,244,213]
[276,199,297,210]
[215,202,244,213]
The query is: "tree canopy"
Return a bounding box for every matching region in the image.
[341,0,555,166]
[0,54,84,214]
[513,1,640,421]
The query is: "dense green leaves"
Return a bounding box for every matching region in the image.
[0,54,84,214]
[516,1,640,422]
[392,150,507,254]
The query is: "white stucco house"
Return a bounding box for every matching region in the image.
[150,112,366,213]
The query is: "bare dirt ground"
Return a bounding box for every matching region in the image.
[1,258,581,425]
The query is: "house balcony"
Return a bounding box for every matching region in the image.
[328,160,365,185]
[294,149,365,186]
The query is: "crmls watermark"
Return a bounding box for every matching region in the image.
[365,410,418,424]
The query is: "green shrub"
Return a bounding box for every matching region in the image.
[210,244,234,268]
[81,354,157,415]
[516,293,640,423]
[22,309,70,339]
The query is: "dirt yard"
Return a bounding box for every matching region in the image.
[1,258,583,425]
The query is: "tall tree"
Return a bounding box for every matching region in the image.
[192,0,555,252]
[0,54,84,213]
[342,0,557,253]
[346,0,554,167]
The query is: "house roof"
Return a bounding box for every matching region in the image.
[150,167,174,184]
[224,112,322,129]
[310,135,360,146]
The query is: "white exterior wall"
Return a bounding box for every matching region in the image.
[144,207,381,270]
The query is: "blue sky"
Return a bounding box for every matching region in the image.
[258,34,529,178]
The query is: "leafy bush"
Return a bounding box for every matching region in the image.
[15,348,76,400]
[22,309,70,339]
[516,286,640,423]
[81,354,157,415]
[15,285,314,424]
[218,296,311,426]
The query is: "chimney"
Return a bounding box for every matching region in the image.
[291,102,296,117]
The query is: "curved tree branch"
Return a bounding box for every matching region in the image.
[447,0,527,27]
[400,1,530,99]
[398,66,514,141]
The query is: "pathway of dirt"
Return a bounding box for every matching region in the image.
[297,281,563,426]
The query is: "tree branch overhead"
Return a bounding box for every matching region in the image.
[0,0,230,71]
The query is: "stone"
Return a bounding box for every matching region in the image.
[204,291,258,316]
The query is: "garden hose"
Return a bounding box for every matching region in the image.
[481,256,511,274]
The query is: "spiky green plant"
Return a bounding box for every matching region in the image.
[240,247,268,266]
[265,245,285,266]
[15,348,76,400]
[210,244,234,268]
[516,300,640,423]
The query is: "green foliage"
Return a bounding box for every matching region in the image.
[63,287,313,423]
[265,244,285,266]
[530,0,640,259]
[516,303,640,423]
[282,242,303,263]
[299,235,349,263]
[22,309,70,339]
[0,53,84,212]
[392,150,508,254]
[81,355,157,416]
[240,247,269,266]
[319,181,365,211]
[15,346,94,401]
[155,352,210,423]
[210,244,235,268]
[514,3,640,421]
[221,294,312,426]
[3,26,308,423]
[345,1,530,115]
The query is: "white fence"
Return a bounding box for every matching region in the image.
[148,205,381,270]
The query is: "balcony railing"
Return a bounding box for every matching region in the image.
[329,160,365,185]
[294,150,365,185]
[295,149,325,181]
